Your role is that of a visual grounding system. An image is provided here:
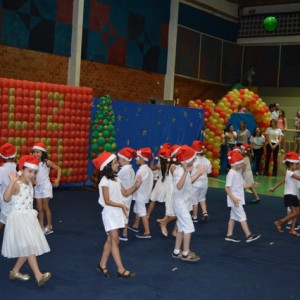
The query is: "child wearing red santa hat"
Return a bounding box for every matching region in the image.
[225,150,261,243]
[171,145,203,262]
[1,155,51,286]
[128,147,153,238]
[269,151,300,236]
[93,151,141,278]
[0,143,17,231]
[190,140,211,223]
[31,141,61,235]
[117,147,136,241]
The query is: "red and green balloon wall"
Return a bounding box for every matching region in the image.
[0,78,93,183]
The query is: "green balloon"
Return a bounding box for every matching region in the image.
[91,130,98,138]
[263,16,278,32]
[97,137,105,146]
[102,130,110,138]
[91,144,98,152]
[104,143,113,152]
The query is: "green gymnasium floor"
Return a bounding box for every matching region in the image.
[209,174,284,198]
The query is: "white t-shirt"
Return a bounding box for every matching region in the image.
[191,156,212,188]
[118,164,135,201]
[265,127,283,143]
[249,135,265,149]
[133,164,153,203]
[226,168,245,207]
[284,170,299,196]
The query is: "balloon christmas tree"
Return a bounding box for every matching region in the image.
[90,95,117,158]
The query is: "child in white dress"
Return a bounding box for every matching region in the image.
[190,141,211,222]
[0,143,17,231]
[117,147,136,241]
[32,141,61,235]
[93,151,141,278]
[1,155,51,286]
[240,144,260,203]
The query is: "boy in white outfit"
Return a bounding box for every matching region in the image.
[117,147,136,241]
[129,147,153,238]
[225,150,261,243]
[190,140,211,222]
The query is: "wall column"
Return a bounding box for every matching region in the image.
[67,0,84,86]
[163,0,179,101]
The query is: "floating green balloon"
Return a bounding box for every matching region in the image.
[263,16,278,32]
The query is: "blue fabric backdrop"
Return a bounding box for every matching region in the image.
[112,100,204,155]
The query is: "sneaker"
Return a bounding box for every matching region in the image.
[286,224,300,230]
[191,216,198,223]
[44,226,54,235]
[202,213,209,221]
[172,251,182,259]
[181,251,200,262]
[136,233,151,239]
[246,234,261,243]
[119,234,128,241]
[128,225,139,233]
[225,235,241,243]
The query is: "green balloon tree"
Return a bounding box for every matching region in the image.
[90,95,117,159]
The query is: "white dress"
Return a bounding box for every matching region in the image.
[1,181,50,258]
[242,156,254,184]
[34,162,53,199]
[0,162,17,224]
[98,177,126,232]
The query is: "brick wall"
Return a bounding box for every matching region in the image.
[0,45,165,103]
[174,75,230,106]
[0,45,68,84]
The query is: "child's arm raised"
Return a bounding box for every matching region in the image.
[3,173,20,202]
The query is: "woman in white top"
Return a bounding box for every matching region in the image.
[249,127,265,176]
[236,121,251,146]
[264,119,284,177]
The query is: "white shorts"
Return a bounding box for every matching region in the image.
[34,182,53,199]
[123,197,133,225]
[173,198,195,234]
[133,200,147,217]
[191,187,207,205]
[230,205,247,222]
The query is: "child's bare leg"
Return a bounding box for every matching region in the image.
[192,204,198,219]
[132,215,140,229]
[147,201,156,218]
[27,255,43,280]
[35,199,45,229]
[226,219,236,236]
[0,223,4,231]
[200,201,207,214]
[122,224,128,236]
[172,223,178,237]
[141,215,150,235]
[99,235,112,269]
[250,187,259,200]
[109,230,127,274]
[289,207,299,234]
[174,231,183,251]
[182,232,191,253]
[240,220,251,237]
[43,198,52,229]
[11,257,28,274]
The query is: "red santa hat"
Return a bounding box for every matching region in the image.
[227,150,244,166]
[0,143,17,159]
[232,146,242,152]
[170,144,181,157]
[32,141,47,152]
[18,155,39,172]
[240,144,251,151]
[191,140,205,153]
[161,143,172,150]
[283,152,300,163]
[175,145,196,164]
[93,151,116,171]
[158,146,171,159]
[117,147,136,161]
[136,147,152,161]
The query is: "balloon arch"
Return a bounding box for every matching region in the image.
[188,88,271,177]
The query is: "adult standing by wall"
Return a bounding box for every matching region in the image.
[264,119,284,177]
[236,121,251,146]
[294,110,300,153]
[250,127,265,176]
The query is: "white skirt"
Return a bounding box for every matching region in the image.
[2,209,50,258]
